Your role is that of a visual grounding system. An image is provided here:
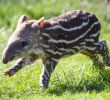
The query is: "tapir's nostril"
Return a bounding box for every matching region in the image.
[3,58,8,64]
[2,52,9,64]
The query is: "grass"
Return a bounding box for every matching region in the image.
[1,0,110,99]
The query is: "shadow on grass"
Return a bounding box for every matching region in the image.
[48,82,104,96]
[47,68,110,96]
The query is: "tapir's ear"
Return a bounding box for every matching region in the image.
[17,15,29,26]
[31,17,45,29]
[38,17,45,28]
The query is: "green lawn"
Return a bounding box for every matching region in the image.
[1,0,110,99]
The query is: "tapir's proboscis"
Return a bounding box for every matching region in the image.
[2,10,110,88]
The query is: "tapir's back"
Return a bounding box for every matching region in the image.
[43,10,100,39]
[41,10,100,56]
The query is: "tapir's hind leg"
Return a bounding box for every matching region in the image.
[96,40,110,66]
[82,51,105,68]
[85,40,110,67]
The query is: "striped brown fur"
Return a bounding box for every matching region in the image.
[2,10,110,88]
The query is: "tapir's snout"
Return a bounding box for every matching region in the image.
[3,57,8,64]
[2,50,10,64]
[2,48,15,64]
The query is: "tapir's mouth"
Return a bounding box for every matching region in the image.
[3,56,15,64]
[3,59,8,64]
[10,56,15,61]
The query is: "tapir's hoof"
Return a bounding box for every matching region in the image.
[40,86,48,90]
[4,69,14,76]
[106,61,110,67]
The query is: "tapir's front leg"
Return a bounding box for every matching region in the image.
[40,57,58,88]
[4,54,38,76]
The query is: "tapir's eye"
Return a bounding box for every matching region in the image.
[20,40,28,48]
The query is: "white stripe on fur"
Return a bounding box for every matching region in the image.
[46,21,88,31]
[47,21,99,44]
[46,49,62,55]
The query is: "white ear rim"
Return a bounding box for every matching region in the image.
[31,17,45,28]
[17,15,29,27]
[38,17,44,23]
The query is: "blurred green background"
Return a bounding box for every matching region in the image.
[1,0,110,99]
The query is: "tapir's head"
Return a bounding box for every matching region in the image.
[2,15,45,64]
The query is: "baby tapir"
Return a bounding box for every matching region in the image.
[2,10,110,88]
